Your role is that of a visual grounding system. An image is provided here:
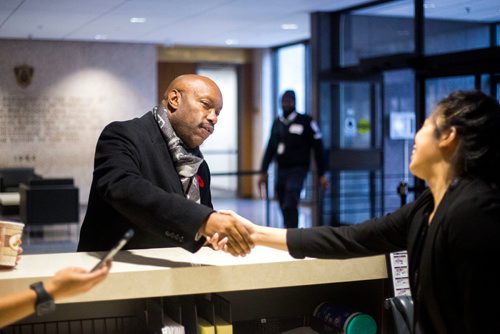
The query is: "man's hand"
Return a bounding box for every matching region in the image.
[319,175,329,191]
[206,210,256,254]
[200,211,255,257]
[207,210,289,253]
[257,173,268,199]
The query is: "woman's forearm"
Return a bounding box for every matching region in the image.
[0,289,37,328]
[253,225,289,251]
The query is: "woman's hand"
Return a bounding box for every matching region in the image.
[15,244,23,265]
[205,232,228,251]
[44,261,111,301]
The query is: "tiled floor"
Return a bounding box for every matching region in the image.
[9,198,312,255]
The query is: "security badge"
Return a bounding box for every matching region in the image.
[277,123,305,155]
[289,124,304,135]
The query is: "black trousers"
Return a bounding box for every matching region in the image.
[276,166,308,228]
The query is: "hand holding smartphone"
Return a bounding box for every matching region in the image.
[91,229,134,272]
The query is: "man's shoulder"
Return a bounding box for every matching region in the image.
[99,111,159,145]
[294,113,313,123]
[104,111,154,131]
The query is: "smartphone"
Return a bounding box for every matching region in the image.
[91,228,135,272]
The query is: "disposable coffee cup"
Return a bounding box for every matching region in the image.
[0,220,24,268]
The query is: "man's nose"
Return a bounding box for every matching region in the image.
[207,109,218,124]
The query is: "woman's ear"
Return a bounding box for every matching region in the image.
[439,126,458,150]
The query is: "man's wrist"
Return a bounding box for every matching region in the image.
[198,211,216,238]
[197,222,207,238]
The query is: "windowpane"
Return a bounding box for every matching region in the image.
[384,69,416,211]
[276,44,306,113]
[339,83,372,149]
[425,19,489,55]
[338,170,382,224]
[198,65,238,194]
[424,2,492,55]
[341,0,414,67]
[497,24,500,46]
[425,76,475,116]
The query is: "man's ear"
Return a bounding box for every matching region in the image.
[166,89,180,111]
[439,126,458,150]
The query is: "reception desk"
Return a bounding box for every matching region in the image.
[0,247,389,333]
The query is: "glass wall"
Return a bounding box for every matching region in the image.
[425,19,489,55]
[269,42,311,226]
[339,82,372,149]
[384,69,415,211]
[313,0,500,227]
[424,3,492,55]
[342,0,414,67]
[276,43,306,113]
[343,0,497,62]
[198,65,238,195]
[497,24,500,46]
[425,75,475,116]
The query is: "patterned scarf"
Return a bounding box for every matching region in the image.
[152,106,203,203]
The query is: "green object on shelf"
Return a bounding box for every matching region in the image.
[345,313,377,334]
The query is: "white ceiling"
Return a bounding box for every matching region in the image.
[0,0,499,48]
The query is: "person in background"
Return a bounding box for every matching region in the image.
[215,90,500,333]
[78,74,253,256]
[258,90,328,228]
[0,247,111,329]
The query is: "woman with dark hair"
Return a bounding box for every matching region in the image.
[212,90,500,333]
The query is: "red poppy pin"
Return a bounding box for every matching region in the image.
[197,175,205,188]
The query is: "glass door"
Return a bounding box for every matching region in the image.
[492,74,500,101]
[320,74,384,226]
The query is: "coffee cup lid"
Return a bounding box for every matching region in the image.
[0,220,25,228]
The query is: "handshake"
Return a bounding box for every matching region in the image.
[198,210,287,257]
[199,210,256,257]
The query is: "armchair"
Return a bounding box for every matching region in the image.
[0,167,41,192]
[19,178,79,226]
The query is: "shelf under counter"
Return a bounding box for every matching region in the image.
[1,247,391,333]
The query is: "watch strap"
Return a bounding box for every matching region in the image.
[29,281,55,316]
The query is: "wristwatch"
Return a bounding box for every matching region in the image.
[29,281,55,316]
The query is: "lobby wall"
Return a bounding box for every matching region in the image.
[0,39,157,204]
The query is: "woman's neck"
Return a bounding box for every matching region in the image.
[426,166,455,223]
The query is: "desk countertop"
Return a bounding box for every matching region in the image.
[0,247,388,304]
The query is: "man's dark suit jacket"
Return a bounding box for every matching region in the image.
[78,112,214,252]
[287,177,500,333]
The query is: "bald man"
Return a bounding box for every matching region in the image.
[78,74,253,256]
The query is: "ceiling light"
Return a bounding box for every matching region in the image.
[130,17,146,23]
[424,2,435,9]
[94,34,107,40]
[281,23,298,30]
[225,39,238,45]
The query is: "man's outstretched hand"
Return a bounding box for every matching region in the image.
[200,211,255,256]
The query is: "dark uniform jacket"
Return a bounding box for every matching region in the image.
[78,112,214,252]
[287,177,500,333]
[261,111,325,175]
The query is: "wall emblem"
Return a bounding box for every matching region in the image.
[14,64,34,88]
